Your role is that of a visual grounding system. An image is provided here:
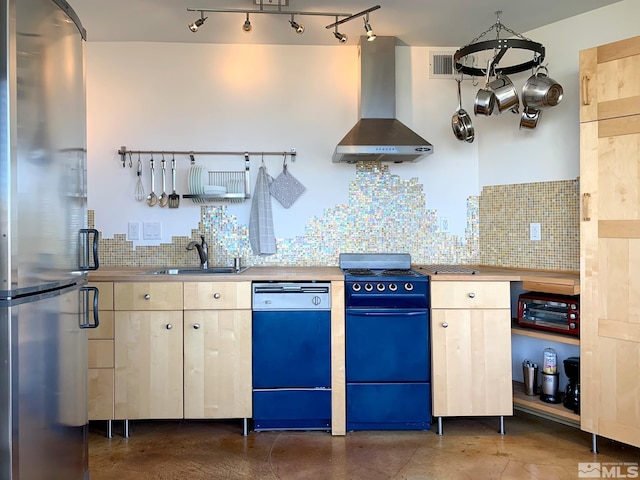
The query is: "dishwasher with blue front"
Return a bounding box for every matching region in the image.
[252,282,332,431]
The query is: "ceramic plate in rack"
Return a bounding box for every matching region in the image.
[203,185,226,196]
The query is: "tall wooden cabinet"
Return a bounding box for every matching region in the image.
[579,35,640,449]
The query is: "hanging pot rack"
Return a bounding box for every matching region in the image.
[453,11,545,78]
[117,146,296,168]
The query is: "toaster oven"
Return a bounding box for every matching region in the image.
[517,292,580,337]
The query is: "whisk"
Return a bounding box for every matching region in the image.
[134,155,145,202]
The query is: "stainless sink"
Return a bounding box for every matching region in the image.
[145,267,248,275]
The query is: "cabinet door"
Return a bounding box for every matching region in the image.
[183,310,252,419]
[431,309,512,417]
[580,102,640,446]
[89,369,114,420]
[114,311,184,419]
[579,36,640,123]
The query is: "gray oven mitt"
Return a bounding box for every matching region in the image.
[269,162,306,208]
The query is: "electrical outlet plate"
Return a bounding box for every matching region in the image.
[128,222,140,240]
[440,216,450,233]
[530,222,541,241]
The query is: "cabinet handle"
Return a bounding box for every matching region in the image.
[468,292,475,298]
[442,322,448,328]
[193,323,200,329]
[166,323,173,330]
[213,293,221,299]
[581,75,590,106]
[144,294,151,300]
[582,193,591,221]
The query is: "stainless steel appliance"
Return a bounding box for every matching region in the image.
[252,282,332,431]
[332,37,433,163]
[1,1,99,478]
[341,253,431,431]
[517,292,580,337]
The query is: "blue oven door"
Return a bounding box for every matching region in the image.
[346,309,430,382]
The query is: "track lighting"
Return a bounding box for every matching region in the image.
[186,4,380,43]
[363,14,376,41]
[243,13,252,32]
[289,15,304,34]
[188,11,207,33]
[333,30,348,43]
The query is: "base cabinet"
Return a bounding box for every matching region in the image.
[93,281,253,425]
[431,281,513,419]
[88,282,115,421]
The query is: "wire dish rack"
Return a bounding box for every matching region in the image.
[185,169,250,204]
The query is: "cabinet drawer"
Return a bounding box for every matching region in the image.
[89,339,114,368]
[431,281,510,309]
[89,368,114,420]
[114,282,183,310]
[89,282,114,310]
[88,310,114,340]
[183,281,251,310]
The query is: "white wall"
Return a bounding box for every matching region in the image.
[86,0,640,245]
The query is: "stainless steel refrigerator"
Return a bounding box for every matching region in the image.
[0,0,99,478]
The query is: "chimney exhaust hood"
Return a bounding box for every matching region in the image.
[332,36,433,164]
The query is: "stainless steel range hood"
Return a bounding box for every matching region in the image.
[332,36,434,164]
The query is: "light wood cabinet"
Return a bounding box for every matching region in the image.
[113,282,184,420]
[183,281,252,420]
[431,281,513,420]
[88,282,115,421]
[579,35,640,449]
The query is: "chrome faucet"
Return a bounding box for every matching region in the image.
[186,235,208,269]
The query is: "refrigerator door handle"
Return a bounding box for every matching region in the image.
[80,286,100,329]
[79,228,100,271]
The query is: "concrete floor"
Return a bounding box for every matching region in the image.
[88,413,639,480]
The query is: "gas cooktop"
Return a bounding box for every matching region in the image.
[343,268,424,278]
[339,253,427,281]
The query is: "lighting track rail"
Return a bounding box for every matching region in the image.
[186,4,380,43]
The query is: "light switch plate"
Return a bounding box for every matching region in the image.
[143,222,162,240]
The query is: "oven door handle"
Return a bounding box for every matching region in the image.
[347,310,426,317]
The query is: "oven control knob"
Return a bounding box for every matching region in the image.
[569,322,577,330]
[364,283,373,292]
[570,304,578,310]
[389,283,398,292]
[352,283,361,292]
[569,313,576,320]
[404,283,414,291]
[376,283,385,291]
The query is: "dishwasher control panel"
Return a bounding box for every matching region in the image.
[252,282,331,311]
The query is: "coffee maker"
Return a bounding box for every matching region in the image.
[563,357,580,414]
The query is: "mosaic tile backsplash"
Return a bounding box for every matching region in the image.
[93,164,579,272]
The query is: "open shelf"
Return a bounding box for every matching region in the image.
[511,320,580,346]
[512,381,580,428]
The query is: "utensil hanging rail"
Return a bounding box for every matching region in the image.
[118,146,296,167]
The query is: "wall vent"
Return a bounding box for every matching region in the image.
[429,51,456,79]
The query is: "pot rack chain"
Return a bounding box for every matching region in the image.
[460,11,533,49]
[117,146,296,168]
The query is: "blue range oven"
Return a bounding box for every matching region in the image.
[341,253,432,431]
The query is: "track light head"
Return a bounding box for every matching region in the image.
[242,13,252,32]
[364,15,376,41]
[188,13,207,33]
[289,15,304,34]
[333,31,348,43]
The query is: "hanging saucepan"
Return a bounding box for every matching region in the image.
[487,73,520,114]
[522,66,564,109]
[474,61,496,116]
[451,78,475,143]
[519,106,542,129]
